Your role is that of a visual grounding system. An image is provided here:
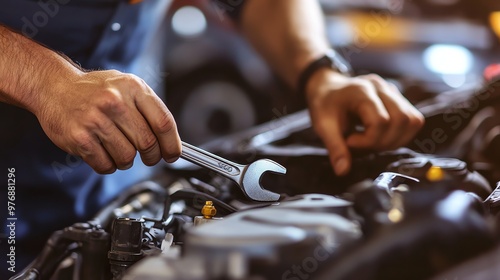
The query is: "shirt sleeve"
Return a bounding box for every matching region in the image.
[211,0,247,22]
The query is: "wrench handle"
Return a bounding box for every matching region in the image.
[180,142,244,181]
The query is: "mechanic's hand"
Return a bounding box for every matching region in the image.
[306,69,424,176]
[34,70,181,174]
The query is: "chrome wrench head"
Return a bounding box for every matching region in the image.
[241,159,286,202]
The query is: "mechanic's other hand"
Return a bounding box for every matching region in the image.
[306,70,424,176]
[35,70,181,174]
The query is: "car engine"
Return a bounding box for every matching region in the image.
[9,78,500,280]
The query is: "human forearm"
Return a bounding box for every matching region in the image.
[240,1,424,176]
[240,0,330,88]
[0,25,82,113]
[0,25,181,173]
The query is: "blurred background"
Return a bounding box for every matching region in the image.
[161,0,500,145]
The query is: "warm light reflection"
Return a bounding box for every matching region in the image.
[490,12,500,39]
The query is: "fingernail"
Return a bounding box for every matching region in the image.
[166,156,179,163]
[334,158,349,176]
[120,162,134,170]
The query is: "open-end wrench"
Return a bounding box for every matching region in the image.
[180,142,286,202]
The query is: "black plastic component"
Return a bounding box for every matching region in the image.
[108,218,144,279]
[315,190,495,280]
[387,157,492,198]
[9,231,73,280]
[78,227,110,280]
[350,180,393,235]
[10,223,111,280]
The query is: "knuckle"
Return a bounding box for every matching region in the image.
[138,134,158,153]
[93,119,115,136]
[395,113,411,127]
[413,112,425,128]
[124,73,141,82]
[357,75,387,93]
[345,82,367,93]
[98,90,126,114]
[106,69,122,76]
[116,150,136,169]
[72,132,94,155]
[402,109,425,131]
[154,112,176,135]
[344,80,375,98]
[125,74,148,91]
[372,114,390,129]
[388,82,401,93]
[365,74,384,84]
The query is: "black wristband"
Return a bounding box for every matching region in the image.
[297,49,352,97]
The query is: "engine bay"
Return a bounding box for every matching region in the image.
[10,78,500,280]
